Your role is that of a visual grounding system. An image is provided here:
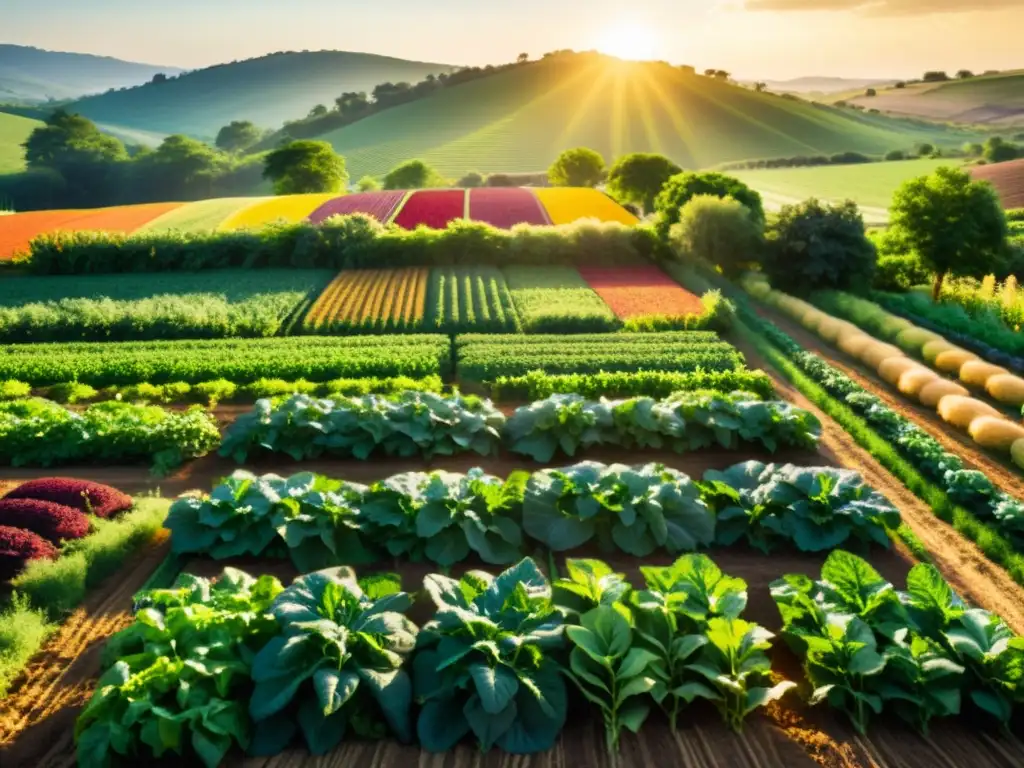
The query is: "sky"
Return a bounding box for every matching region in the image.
[2,0,1022,80]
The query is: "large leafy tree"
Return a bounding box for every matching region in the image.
[134,135,230,199]
[669,194,764,276]
[654,171,764,241]
[606,153,682,213]
[215,120,264,153]
[547,147,606,187]
[263,140,348,195]
[762,198,877,295]
[383,159,445,190]
[888,166,1007,300]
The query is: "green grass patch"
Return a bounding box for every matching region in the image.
[0,112,42,175]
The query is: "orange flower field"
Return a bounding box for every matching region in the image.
[577,265,705,319]
[302,268,429,333]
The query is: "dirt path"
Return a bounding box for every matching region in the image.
[0,533,172,763]
[728,328,1024,636]
[753,304,1023,491]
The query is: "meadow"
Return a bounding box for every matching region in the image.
[0,112,42,174]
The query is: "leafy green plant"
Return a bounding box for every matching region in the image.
[552,558,631,618]
[414,559,568,754]
[76,569,284,768]
[523,462,715,556]
[563,606,659,757]
[248,568,418,756]
[359,469,526,566]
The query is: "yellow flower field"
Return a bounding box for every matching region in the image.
[303,268,429,333]
[535,188,639,226]
[218,193,340,231]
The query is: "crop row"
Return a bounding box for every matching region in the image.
[220,390,821,463]
[502,265,620,333]
[745,278,1024,469]
[425,266,521,333]
[578,265,706,321]
[0,335,452,387]
[78,554,777,766]
[301,267,429,333]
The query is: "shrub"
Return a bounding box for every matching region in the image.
[0,526,58,581]
[668,195,764,276]
[46,382,98,404]
[654,171,765,240]
[6,478,133,519]
[763,199,876,294]
[968,417,1024,450]
[873,253,932,292]
[0,380,31,401]
[0,498,89,543]
[193,378,238,406]
[884,150,906,161]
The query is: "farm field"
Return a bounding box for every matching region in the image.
[425,266,521,333]
[579,265,704,319]
[732,158,957,222]
[0,112,42,173]
[303,268,429,334]
[970,158,1024,209]
[503,265,619,333]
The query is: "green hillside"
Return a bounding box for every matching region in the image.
[732,157,958,225]
[313,54,978,179]
[847,70,1024,125]
[68,51,454,139]
[0,44,181,103]
[0,112,42,173]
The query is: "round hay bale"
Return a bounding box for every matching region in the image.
[838,333,874,358]
[1012,438,1024,470]
[934,348,978,374]
[968,416,1024,451]
[860,342,905,370]
[800,309,825,332]
[918,379,969,407]
[878,357,920,386]
[986,374,1024,407]
[879,316,915,339]
[817,317,846,343]
[937,395,1000,429]
[895,327,944,354]
[898,368,940,397]
[922,340,955,364]
[959,360,1009,389]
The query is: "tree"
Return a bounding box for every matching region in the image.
[884,149,906,161]
[215,120,263,153]
[335,91,369,116]
[923,71,950,82]
[714,70,730,81]
[956,69,974,79]
[762,199,877,294]
[754,82,767,93]
[704,69,717,77]
[916,142,935,157]
[307,104,328,118]
[895,81,906,89]
[606,153,682,213]
[865,88,877,97]
[357,175,381,192]
[133,134,229,199]
[669,195,764,276]
[963,142,984,157]
[984,136,1018,164]
[654,171,764,241]
[383,159,445,190]
[888,166,1007,300]
[547,147,606,187]
[457,171,485,187]
[517,53,529,64]
[263,140,347,194]
[150,73,168,85]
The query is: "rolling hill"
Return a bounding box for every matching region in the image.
[67,51,455,139]
[752,76,896,95]
[847,71,1024,126]
[311,54,979,179]
[0,111,42,173]
[0,44,181,103]
[971,158,1024,209]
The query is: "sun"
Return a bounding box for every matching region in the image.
[596,22,660,62]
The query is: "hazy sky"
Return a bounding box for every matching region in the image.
[2,0,1022,80]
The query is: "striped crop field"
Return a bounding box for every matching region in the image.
[534,188,639,225]
[578,265,705,319]
[307,191,407,224]
[302,268,429,333]
[0,202,183,260]
[218,193,339,230]
[426,267,521,333]
[502,266,619,333]
[393,189,467,229]
[468,188,549,227]
[138,197,269,233]
[455,331,744,380]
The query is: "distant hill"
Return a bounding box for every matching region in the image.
[309,53,978,179]
[847,71,1024,126]
[67,51,455,139]
[0,44,181,103]
[751,76,897,95]
[0,111,42,173]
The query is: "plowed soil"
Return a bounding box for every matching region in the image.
[0,533,171,763]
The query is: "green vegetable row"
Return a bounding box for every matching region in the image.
[76,554,788,767]
[774,550,1024,734]
[219,390,821,464]
[0,398,220,474]
[165,462,900,569]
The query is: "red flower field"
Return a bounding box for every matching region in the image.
[393,189,467,230]
[468,188,549,227]
[577,265,705,319]
[306,191,407,224]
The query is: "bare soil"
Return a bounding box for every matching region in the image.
[0,532,171,764]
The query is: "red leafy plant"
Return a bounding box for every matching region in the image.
[5,478,133,519]
[0,498,90,543]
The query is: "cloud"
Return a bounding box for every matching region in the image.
[745,0,1024,14]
